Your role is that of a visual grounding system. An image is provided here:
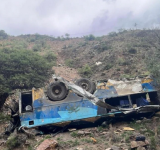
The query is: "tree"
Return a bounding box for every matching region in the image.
[84,34,95,41]
[0,48,53,95]
[65,33,70,39]
[0,30,8,40]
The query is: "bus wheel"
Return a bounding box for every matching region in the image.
[75,78,96,94]
[47,81,68,101]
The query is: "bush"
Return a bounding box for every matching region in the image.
[0,30,8,40]
[0,48,53,94]
[103,64,113,70]
[65,59,74,67]
[108,32,117,37]
[94,42,111,53]
[0,113,10,122]
[128,48,137,54]
[44,52,57,65]
[84,34,95,41]
[32,44,41,51]
[6,135,21,150]
[79,64,92,77]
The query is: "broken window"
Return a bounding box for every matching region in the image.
[21,92,33,113]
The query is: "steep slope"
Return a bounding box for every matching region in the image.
[60,29,160,81]
[0,29,160,82]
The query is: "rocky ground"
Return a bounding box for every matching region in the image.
[1,112,160,150]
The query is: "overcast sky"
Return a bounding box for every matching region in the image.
[0,0,160,37]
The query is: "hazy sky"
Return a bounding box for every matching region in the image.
[0,0,160,37]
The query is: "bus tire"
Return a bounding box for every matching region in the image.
[75,78,96,94]
[47,81,68,101]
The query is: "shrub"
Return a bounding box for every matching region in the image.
[0,48,53,94]
[32,44,41,51]
[103,64,113,70]
[0,30,8,40]
[65,59,74,67]
[128,48,137,54]
[79,64,92,77]
[6,135,21,150]
[44,52,57,65]
[95,42,111,53]
[108,32,117,37]
[84,34,95,41]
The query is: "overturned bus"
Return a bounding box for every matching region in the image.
[19,76,160,128]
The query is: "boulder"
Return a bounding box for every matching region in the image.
[36,139,58,150]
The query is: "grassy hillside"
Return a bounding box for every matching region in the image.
[1,29,160,82]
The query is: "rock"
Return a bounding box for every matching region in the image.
[0,139,6,146]
[137,146,146,150]
[131,140,149,148]
[152,116,159,121]
[68,128,77,132]
[36,139,58,150]
[140,128,147,132]
[100,131,108,135]
[142,118,151,123]
[116,129,122,132]
[76,148,83,150]
[84,131,91,135]
[110,145,121,150]
[136,120,142,123]
[105,148,111,150]
[131,141,138,148]
[77,131,85,135]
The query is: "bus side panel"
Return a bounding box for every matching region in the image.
[20,99,98,128]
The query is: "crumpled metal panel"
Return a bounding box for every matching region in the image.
[95,79,156,99]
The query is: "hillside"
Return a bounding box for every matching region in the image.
[0,29,160,82]
[1,29,160,150]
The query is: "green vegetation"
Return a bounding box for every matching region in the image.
[6,135,21,150]
[147,55,160,86]
[150,136,157,150]
[0,30,8,40]
[128,48,137,54]
[94,42,111,53]
[70,131,78,137]
[84,34,96,41]
[79,64,92,77]
[108,32,117,37]
[103,63,114,70]
[0,48,53,95]
[65,59,74,67]
[0,113,10,122]
[44,52,57,65]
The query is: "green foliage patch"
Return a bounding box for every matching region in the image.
[0,48,53,94]
[79,64,92,77]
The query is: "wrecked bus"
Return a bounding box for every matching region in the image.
[19,77,160,128]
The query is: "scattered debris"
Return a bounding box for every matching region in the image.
[68,128,77,132]
[123,127,135,131]
[90,137,97,143]
[95,61,102,66]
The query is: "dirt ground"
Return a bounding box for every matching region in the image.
[1,114,160,150]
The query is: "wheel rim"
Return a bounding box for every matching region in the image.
[52,85,62,95]
[81,82,89,90]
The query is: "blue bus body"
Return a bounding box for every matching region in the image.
[19,80,158,128]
